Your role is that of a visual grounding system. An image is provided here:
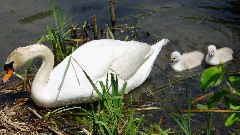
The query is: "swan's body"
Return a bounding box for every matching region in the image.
[205,45,233,65]
[2,39,169,108]
[171,51,204,72]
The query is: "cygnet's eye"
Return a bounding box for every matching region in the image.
[172,57,177,61]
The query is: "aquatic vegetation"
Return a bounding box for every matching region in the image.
[18,10,53,24]
[201,64,240,126]
[38,0,75,63]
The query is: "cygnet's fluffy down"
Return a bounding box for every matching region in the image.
[171,51,204,71]
[205,45,233,65]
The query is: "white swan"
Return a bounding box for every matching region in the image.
[205,45,233,65]
[2,39,169,108]
[171,51,204,71]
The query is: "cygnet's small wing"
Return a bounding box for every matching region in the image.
[214,47,233,63]
[182,51,204,69]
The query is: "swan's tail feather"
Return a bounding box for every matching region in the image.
[152,38,169,50]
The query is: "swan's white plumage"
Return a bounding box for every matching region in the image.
[171,51,204,71]
[4,39,169,108]
[205,45,233,65]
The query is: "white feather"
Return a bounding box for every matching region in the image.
[205,45,233,65]
[171,51,204,72]
[3,39,169,108]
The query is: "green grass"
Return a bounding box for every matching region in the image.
[75,56,144,134]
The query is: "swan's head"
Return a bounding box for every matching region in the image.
[171,51,181,63]
[2,47,28,83]
[207,45,217,59]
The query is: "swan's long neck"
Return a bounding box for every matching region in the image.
[17,44,54,92]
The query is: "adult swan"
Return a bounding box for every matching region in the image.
[2,39,169,108]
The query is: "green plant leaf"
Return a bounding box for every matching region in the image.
[207,90,228,109]
[229,76,240,86]
[224,97,240,110]
[201,66,225,91]
[51,0,58,28]
[225,113,240,126]
[196,104,209,110]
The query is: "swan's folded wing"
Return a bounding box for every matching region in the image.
[110,41,152,80]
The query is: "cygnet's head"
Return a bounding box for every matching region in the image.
[171,51,181,63]
[207,45,217,59]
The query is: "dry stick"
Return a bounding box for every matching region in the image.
[191,92,213,104]
[110,0,116,32]
[119,118,129,133]
[70,25,79,47]
[158,116,164,126]
[27,107,42,119]
[70,25,77,39]
[7,99,27,114]
[91,14,98,39]
[81,23,88,40]
[27,107,64,135]
[82,128,92,135]
[181,109,240,113]
[0,107,27,132]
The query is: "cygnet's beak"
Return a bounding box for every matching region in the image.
[2,62,14,83]
[208,53,213,59]
[171,59,175,63]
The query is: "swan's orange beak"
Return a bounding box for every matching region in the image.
[2,68,13,83]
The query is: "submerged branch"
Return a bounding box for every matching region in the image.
[181,109,240,113]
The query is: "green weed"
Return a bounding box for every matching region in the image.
[201,63,240,127]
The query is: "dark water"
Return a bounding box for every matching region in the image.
[0,0,239,134]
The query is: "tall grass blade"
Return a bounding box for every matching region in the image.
[136,115,144,132]
[44,106,91,118]
[125,95,135,135]
[58,8,64,33]
[46,26,58,58]
[71,57,102,98]
[106,24,115,39]
[51,0,58,28]
[164,105,189,135]
[207,112,213,135]
[186,80,191,135]
[56,55,71,101]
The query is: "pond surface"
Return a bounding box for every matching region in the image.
[0,0,239,134]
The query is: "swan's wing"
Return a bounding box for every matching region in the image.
[46,40,125,100]
[110,41,152,80]
[48,40,123,83]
